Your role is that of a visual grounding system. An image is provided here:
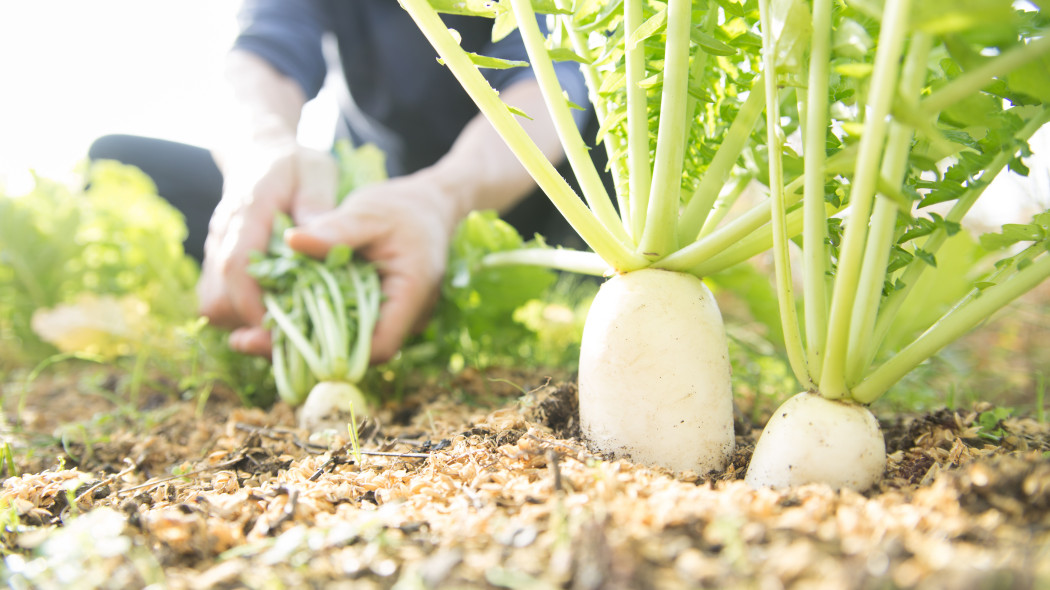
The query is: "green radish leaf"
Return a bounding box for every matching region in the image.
[455,52,529,70]
[426,0,501,17]
[325,245,353,268]
[910,0,1016,35]
[628,9,667,50]
[548,47,591,64]
[692,29,737,56]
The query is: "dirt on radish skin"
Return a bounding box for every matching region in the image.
[578,268,734,473]
[745,392,887,491]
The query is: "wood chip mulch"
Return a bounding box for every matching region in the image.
[2,369,1050,589]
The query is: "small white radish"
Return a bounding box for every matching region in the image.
[578,268,735,473]
[298,381,370,432]
[745,392,885,491]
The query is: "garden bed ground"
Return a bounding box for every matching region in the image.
[3,363,1050,589]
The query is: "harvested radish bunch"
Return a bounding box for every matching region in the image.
[249,142,386,431]
[746,0,1050,490]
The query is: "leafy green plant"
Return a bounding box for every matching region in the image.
[399,0,786,474]
[400,0,1049,480]
[0,162,197,362]
[744,0,1050,489]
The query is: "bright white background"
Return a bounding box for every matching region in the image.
[0,1,1045,223]
[0,0,335,194]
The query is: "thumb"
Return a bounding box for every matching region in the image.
[284,200,387,259]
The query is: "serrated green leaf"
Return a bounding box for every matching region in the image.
[628,9,667,50]
[692,29,737,56]
[465,52,529,70]
[548,47,591,64]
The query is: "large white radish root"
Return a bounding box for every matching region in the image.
[745,392,885,491]
[578,268,735,473]
[298,381,370,432]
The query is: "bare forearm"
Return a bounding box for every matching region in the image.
[215,50,308,167]
[419,79,565,222]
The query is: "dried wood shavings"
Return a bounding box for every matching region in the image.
[3,370,1050,588]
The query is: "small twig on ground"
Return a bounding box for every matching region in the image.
[115,454,246,496]
[75,457,139,503]
[233,422,328,454]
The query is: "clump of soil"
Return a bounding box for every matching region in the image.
[3,366,1050,589]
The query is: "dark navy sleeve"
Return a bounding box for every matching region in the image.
[481,19,591,129]
[232,0,328,100]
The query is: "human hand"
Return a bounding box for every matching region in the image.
[197,141,338,353]
[280,172,464,363]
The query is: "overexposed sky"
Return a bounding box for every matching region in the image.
[0,1,1044,223]
[0,1,334,193]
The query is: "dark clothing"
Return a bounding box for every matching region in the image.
[233,0,589,177]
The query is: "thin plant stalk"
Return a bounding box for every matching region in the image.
[556,5,626,218]
[656,144,858,272]
[510,0,631,246]
[638,0,691,258]
[679,78,767,242]
[481,248,610,276]
[819,0,911,399]
[852,254,1050,403]
[625,0,652,241]
[759,0,811,388]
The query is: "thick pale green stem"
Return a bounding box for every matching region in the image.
[511,0,631,246]
[870,108,1050,351]
[921,32,1050,116]
[852,254,1050,404]
[801,0,833,379]
[625,0,652,242]
[638,0,690,258]
[400,0,648,271]
[481,248,610,276]
[845,34,932,386]
[678,79,767,242]
[760,0,812,389]
[818,0,910,400]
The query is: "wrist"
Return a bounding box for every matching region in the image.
[411,163,476,232]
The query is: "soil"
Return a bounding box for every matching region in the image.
[2,366,1050,589]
